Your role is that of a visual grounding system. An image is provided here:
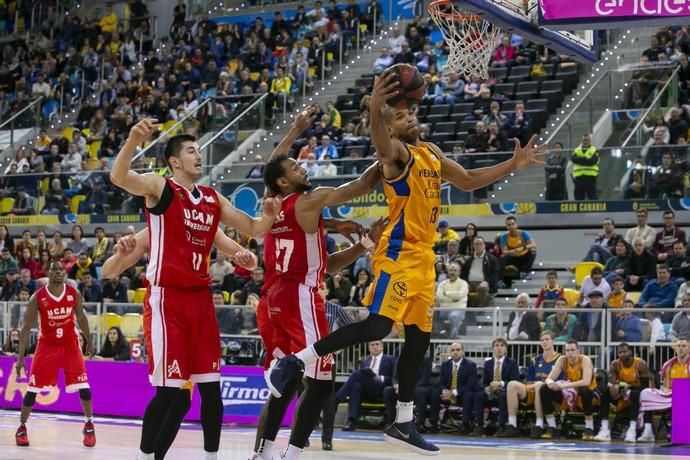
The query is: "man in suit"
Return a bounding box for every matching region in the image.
[468,338,519,435]
[384,354,440,432]
[439,342,479,432]
[506,293,541,341]
[337,340,394,431]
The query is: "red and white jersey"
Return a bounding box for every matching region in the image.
[269,193,327,287]
[261,231,276,296]
[146,178,221,289]
[36,284,79,345]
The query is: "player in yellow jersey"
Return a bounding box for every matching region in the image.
[636,336,690,443]
[266,68,546,456]
[594,343,650,442]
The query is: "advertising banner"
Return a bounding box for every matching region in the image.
[0,357,294,425]
[539,0,690,28]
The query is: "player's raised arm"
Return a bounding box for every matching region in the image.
[439,135,547,191]
[325,217,388,273]
[300,161,381,209]
[110,118,166,203]
[370,71,406,166]
[216,192,281,238]
[73,292,94,357]
[269,106,317,161]
[15,294,39,375]
[101,230,149,279]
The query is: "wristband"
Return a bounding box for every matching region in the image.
[360,235,374,249]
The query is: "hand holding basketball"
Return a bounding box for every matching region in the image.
[128,118,161,146]
[370,71,400,112]
[511,134,548,170]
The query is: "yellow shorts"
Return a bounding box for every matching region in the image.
[362,241,436,333]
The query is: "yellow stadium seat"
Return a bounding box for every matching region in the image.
[163,120,181,136]
[70,195,86,214]
[87,140,102,159]
[308,67,317,78]
[81,128,91,138]
[249,72,260,81]
[222,290,230,303]
[100,312,122,333]
[574,262,605,288]
[86,314,98,334]
[40,177,50,193]
[62,127,77,140]
[562,288,580,308]
[0,197,14,214]
[133,288,147,303]
[359,24,368,34]
[627,291,642,305]
[86,158,101,170]
[326,52,334,61]
[120,313,143,338]
[127,289,135,303]
[227,58,239,74]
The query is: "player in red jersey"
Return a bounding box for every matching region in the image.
[257,107,380,460]
[111,119,280,460]
[14,261,95,448]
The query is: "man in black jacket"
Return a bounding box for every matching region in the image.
[505,293,541,341]
[438,342,479,432]
[460,236,498,307]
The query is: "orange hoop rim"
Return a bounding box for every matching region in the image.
[428,0,482,21]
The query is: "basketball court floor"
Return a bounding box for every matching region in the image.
[1,411,688,459]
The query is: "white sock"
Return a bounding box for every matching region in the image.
[508,415,517,427]
[85,416,93,423]
[546,415,556,428]
[535,418,544,428]
[395,401,414,424]
[203,451,218,460]
[585,419,594,430]
[644,423,653,432]
[629,420,637,430]
[600,420,609,431]
[137,452,154,460]
[258,439,274,458]
[295,345,319,367]
[282,444,303,460]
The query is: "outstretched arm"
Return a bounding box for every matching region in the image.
[269,106,317,161]
[439,135,547,191]
[216,192,281,238]
[298,161,380,209]
[370,71,406,167]
[110,118,166,203]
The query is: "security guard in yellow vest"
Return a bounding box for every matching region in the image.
[572,134,599,200]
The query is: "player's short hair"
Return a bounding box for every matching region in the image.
[164,133,197,167]
[264,153,289,195]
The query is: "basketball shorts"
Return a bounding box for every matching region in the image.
[144,286,221,388]
[363,243,436,333]
[267,280,332,380]
[256,293,286,370]
[28,338,89,393]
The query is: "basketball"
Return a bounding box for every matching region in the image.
[385,63,426,110]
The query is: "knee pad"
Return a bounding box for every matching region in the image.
[79,388,92,401]
[23,391,37,407]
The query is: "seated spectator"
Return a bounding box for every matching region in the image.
[534,270,564,309]
[492,35,516,67]
[434,220,459,253]
[668,107,688,144]
[435,262,469,338]
[442,239,463,267]
[79,273,103,302]
[240,267,264,305]
[639,264,678,320]
[0,247,19,283]
[467,338,519,435]
[326,270,352,305]
[612,308,642,342]
[545,298,578,341]
[536,340,598,440]
[69,252,98,282]
[507,101,533,147]
[498,216,537,287]
[414,43,437,74]
[246,155,265,179]
[349,269,372,307]
[94,326,130,362]
[372,47,393,73]
[16,248,40,280]
[506,293,541,341]
[465,88,492,121]
[337,340,395,431]
[649,152,684,198]
[384,355,439,431]
[604,240,630,283]
[669,240,690,281]
[16,268,38,296]
[210,253,234,286]
[607,276,629,308]
[625,238,657,291]
[438,342,478,432]
[463,74,483,100]
[315,135,339,161]
[654,211,686,262]
[68,225,89,255]
[482,101,508,130]
[14,230,34,256]
[646,127,671,168]
[460,236,498,305]
[457,223,478,261]
[8,188,37,216]
[60,248,78,275]
[300,153,320,177]
[670,294,690,340]
[623,55,658,109]
[486,121,508,155]
[102,276,129,304]
[582,218,624,263]
[298,136,318,160]
[41,179,69,215]
[579,266,611,307]
[91,227,112,266]
[2,328,20,356]
[317,155,338,177]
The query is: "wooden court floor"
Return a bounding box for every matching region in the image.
[1,411,689,459]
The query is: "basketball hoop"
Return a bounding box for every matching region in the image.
[428,0,501,80]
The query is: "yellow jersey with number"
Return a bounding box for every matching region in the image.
[379,142,442,254]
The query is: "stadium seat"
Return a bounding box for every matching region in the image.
[502,100,520,112]
[86,140,101,159]
[133,288,147,303]
[163,119,181,136]
[493,82,515,99]
[70,195,86,213]
[506,66,530,83]
[627,291,641,305]
[100,312,122,333]
[429,104,451,116]
[526,99,549,112]
[574,262,605,287]
[86,158,101,170]
[62,126,77,140]
[222,290,230,303]
[515,81,539,101]
[425,114,447,125]
[453,103,474,115]
[489,67,508,81]
[127,289,135,303]
[120,313,143,338]
[562,288,580,307]
[0,197,14,214]
[434,121,457,133]
[460,120,478,132]
[86,314,98,333]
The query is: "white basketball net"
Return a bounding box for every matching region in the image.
[429,1,502,80]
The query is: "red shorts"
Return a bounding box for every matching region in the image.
[257,295,286,370]
[144,286,221,388]
[28,337,88,393]
[267,281,332,380]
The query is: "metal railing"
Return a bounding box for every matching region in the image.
[0,97,43,153]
